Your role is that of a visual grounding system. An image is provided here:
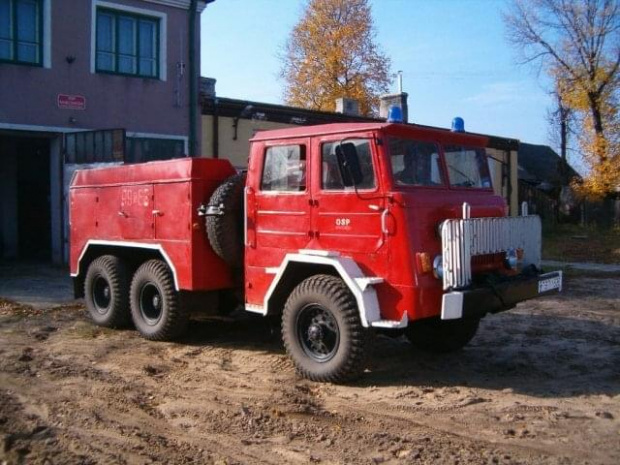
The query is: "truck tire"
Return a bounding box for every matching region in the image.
[130,260,188,341]
[282,275,369,383]
[84,255,131,328]
[405,317,480,353]
[206,173,246,268]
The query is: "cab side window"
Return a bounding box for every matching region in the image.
[321,139,375,190]
[260,145,306,192]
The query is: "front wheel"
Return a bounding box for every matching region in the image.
[405,317,480,353]
[282,275,369,383]
[130,260,188,341]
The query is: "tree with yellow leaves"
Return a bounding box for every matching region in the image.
[281,0,391,116]
[504,0,620,197]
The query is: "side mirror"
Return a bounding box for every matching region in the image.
[335,142,363,187]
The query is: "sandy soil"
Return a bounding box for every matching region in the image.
[1,275,619,465]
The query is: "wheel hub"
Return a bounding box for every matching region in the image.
[139,283,163,325]
[92,276,112,313]
[307,323,323,341]
[297,305,340,362]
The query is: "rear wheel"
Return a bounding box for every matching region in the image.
[130,260,188,341]
[84,255,130,328]
[282,275,369,383]
[405,317,480,353]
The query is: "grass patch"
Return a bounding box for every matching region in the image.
[542,223,620,264]
[543,264,619,279]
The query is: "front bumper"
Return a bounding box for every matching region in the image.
[441,269,563,320]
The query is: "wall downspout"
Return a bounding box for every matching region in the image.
[188,0,198,156]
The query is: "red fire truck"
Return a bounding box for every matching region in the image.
[70,121,562,382]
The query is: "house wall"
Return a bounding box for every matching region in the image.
[488,148,519,216]
[201,115,291,167]
[0,0,199,150]
[0,0,205,264]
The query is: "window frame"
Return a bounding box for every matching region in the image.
[260,144,308,193]
[387,136,446,189]
[95,6,160,79]
[0,0,44,67]
[319,138,378,192]
[443,145,494,190]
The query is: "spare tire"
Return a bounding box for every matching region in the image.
[206,173,246,268]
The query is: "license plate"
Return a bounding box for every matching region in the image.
[538,275,562,293]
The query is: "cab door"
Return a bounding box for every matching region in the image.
[310,135,386,256]
[245,139,311,306]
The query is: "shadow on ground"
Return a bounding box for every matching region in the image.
[0,261,75,308]
[176,311,620,399]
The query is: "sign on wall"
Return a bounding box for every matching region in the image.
[57,94,86,111]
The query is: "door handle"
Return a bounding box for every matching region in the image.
[381,209,390,235]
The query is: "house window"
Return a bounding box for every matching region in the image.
[96,8,159,78]
[65,129,126,164]
[126,137,185,163]
[0,0,42,65]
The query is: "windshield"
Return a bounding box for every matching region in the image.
[444,145,492,189]
[388,137,444,187]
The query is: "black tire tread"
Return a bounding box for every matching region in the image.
[282,274,369,383]
[130,259,187,341]
[206,173,246,267]
[84,255,131,328]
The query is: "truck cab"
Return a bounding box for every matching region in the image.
[244,122,557,321]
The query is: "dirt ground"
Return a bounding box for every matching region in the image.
[1,274,619,465]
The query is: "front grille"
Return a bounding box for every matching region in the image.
[440,216,541,290]
[471,252,504,272]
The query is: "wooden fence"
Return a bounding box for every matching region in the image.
[519,181,620,228]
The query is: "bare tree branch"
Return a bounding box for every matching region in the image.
[504,0,620,195]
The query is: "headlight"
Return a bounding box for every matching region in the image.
[433,255,444,279]
[505,248,518,270]
[436,220,447,238]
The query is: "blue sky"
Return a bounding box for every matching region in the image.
[200,0,554,148]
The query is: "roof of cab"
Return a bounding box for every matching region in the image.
[250,122,391,141]
[250,121,489,146]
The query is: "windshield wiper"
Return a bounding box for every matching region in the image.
[448,166,477,187]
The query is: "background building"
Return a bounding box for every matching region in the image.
[0,0,209,264]
[200,78,519,215]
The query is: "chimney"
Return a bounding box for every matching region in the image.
[379,92,408,123]
[200,77,216,98]
[335,97,360,116]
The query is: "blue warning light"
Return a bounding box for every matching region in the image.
[387,105,403,123]
[451,117,465,132]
